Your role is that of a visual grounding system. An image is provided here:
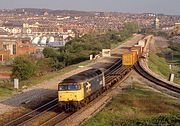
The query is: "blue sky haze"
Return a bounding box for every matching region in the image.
[0,0,179,15]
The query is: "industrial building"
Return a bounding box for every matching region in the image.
[0,36,37,62]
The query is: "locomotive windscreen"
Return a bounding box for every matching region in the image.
[59,84,81,91]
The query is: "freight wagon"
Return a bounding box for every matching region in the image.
[122,51,138,66]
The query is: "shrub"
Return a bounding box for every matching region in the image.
[11,56,37,80]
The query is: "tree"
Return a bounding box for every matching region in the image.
[36,58,52,75]
[11,56,37,80]
[43,47,57,58]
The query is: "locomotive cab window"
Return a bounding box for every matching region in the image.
[59,83,81,91]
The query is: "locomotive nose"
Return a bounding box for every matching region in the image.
[59,92,78,101]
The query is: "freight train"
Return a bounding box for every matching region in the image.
[58,59,123,112]
[58,35,152,112]
[58,58,123,112]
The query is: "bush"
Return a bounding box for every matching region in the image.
[11,56,37,80]
[36,58,53,75]
[43,47,57,58]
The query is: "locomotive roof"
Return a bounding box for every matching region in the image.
[61,68,102,83]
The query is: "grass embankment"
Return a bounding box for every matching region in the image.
[0,88,14,98]
[84,82,180,126]
[148,40,180,84]
[173,65,180,84]
[148,52,180,84]
[148,51,171,80]
[166,42,180,84]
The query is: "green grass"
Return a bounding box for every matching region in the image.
[173,54,180,61]
[173,65,180,84]
[0,88,14,98]
[148,41,180,84]
[148,51,171,79]
[83,82,180,126]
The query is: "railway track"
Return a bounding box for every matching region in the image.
[17,103,60,126]
[134,61,180,95]
[39,112,73,126]
[4,99,58,126]
[4,59,132,126]
[4,98,71,126]
[35,60,128,126]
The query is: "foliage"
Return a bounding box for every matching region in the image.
[169,42,180,53]
[36,58,52,75]
[11,56,37,80]
[84,83,180,126]
[112,114,180,126]
[43,47,57,58]
[59,22,139,66]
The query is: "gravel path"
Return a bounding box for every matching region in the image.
[0,34,143,121]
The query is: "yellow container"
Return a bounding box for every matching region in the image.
[122,51,137,65]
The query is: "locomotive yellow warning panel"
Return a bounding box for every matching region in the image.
[58,83,84,102]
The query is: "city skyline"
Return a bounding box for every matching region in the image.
[0,0,180,15]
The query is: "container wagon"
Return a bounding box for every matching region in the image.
[122,51,137,66]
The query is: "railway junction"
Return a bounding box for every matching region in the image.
[0,34,180,126]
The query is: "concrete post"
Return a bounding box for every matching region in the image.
[169,64,172,70]
[90,54,93,60]
[169,74,175,82]
[14,78,19,89]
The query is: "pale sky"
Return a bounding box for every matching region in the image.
[0,0,179,15]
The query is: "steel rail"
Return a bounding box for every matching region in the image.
[17,104,59,126]
[4,99,58,126]
[134,61,180,94]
